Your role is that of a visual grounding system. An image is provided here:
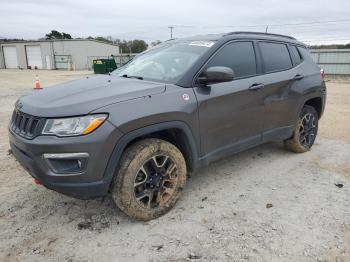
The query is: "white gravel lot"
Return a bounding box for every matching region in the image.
[0,70,349,262]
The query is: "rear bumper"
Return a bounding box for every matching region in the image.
[9,121,123,199]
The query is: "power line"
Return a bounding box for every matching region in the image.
[263,19,350,27]
[169,19,350,29]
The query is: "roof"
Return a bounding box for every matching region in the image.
[224,31,295,39]
[179,31,305,46]
[0,39,119,47]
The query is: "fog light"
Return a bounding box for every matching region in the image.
[43,153,89,174]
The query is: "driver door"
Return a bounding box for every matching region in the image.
[194,41,266,157]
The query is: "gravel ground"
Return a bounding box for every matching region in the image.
[0,70,349,262]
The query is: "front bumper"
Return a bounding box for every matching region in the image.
[9,120,123,199]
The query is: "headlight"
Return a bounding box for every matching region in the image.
[42,114,108,137]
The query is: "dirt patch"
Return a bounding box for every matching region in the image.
[312,138,350,182]
[319,162,350,181]
[326,224,350,262]
[318,81,350,143]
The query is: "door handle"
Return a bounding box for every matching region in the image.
[249,83,265,91]
[293,74,304,80]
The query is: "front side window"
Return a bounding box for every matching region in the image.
[112,40,215,83]
[205,41,257,78]
[259,42,292,73]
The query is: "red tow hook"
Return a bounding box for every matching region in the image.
[34,178,42,185]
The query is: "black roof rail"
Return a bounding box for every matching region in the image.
[224,31,296,40]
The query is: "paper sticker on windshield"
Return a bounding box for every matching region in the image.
[189,41,215,48]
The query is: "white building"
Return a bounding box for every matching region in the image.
[0,39,120,70]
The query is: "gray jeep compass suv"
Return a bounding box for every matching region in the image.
[9,32,326,220]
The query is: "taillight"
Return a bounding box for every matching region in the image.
[320,68,325,80]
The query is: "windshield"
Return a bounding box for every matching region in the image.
[112,40,215,83]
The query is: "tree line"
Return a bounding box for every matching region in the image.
[309,43,350,49]
[0,30,162,53]
[45,30,160,53]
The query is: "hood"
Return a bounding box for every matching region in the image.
[17,75,166,117]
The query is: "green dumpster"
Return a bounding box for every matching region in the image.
[93,58,117,74]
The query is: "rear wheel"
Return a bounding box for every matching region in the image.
[111,138,187,221]
[284,105,318,153]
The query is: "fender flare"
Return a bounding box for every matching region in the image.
[296,91,324,120]
[101,121,200,189]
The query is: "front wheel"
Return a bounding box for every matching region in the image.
[111,138,187,221]
[284,105,319,153]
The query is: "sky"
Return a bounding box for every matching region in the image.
[1,0,350,45]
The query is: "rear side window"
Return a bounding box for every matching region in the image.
[289,45,302,65]
[259,42,292,73]
[206,41,257,78]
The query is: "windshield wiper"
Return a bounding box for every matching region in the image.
[122,74,143,80]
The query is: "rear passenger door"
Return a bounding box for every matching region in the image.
[257,41,302,141]
[194,41,266,156]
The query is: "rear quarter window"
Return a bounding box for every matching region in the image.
[289,45,302,65]
[259,42,293,73]
[297,46,313,62]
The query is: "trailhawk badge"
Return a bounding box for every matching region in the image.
[182,94,190,101]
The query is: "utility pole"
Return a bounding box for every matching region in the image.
[265,25,269,33]
[168,26,174,40]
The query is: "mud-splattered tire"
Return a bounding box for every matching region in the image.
[111,138,187,221]
[284,105,319,153]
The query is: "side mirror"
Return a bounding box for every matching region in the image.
[198,66,234,85]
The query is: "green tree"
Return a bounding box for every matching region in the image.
[1,38,25,42]
[94,36,113,44]
[62,32,72,39]
[90,37,148,53]
[113,39,131,53]
[129,40,148,53]
[45,30,62,39]
[45,30,72,40]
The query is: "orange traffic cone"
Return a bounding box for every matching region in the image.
[34,75,42,90]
